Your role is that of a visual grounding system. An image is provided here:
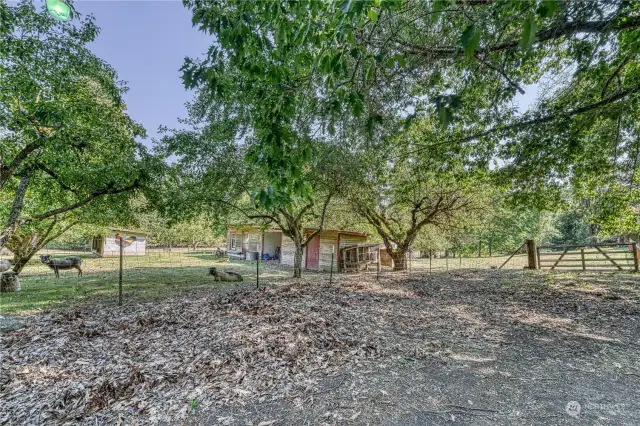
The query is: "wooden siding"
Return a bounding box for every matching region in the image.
[244,232,261,253]
[318,232,339,271]
[281,234,297,266]
[228,227,368,271]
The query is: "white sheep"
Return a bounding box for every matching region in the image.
[0,259,14,273]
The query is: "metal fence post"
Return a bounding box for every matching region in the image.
[119,241,123,306]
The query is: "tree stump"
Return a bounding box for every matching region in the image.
[0,271,21,292]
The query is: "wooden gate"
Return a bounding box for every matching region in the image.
[537,243,639,271]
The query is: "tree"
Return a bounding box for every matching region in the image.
[352,165,480,270]
[337,118,485,270]
[182,0,640,233]
[0,2,158,272]
[551,211,590,246]
[156,117,340,277]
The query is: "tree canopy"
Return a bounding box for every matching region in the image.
[0,1,160,270]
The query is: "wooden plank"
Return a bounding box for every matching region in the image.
[537,243,624,249]
[499,243,525,269]
[540,257,631,263]
[550,248,569,270]
[594,246,623,270]
[545,264,633,269]
[538,250,630,256]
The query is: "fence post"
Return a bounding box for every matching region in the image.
[429,248,432,275]
[119,240,123,306]
[536,246,541,269]
[256,258,259,289]
[330,245,334,285]
[526,239,537,270]
[581,248,586,271]
[634,242,639,272]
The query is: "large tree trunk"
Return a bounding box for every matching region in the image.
[12,257,29,275]
[390,249,408,271]
[293,241,303,278]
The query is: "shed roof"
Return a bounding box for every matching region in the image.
[228,225,368,237]
[108,227,150,236]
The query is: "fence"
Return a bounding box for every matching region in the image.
[537,242,638,272]
[3,240,635,282]
[1,246,230,278]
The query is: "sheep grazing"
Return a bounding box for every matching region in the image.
[0,259,14,273]
[40,255,83,278]
[0,271,21,292]
[209,267,243,282]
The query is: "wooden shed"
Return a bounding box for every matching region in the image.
[92,227,148,257]
[227,226,368,271]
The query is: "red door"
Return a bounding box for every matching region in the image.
[305,234,320,270]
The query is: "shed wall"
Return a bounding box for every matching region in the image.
[102,235,147,257]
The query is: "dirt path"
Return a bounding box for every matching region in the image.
[2,270,639,425]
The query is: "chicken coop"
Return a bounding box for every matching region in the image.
[339,243,381,273]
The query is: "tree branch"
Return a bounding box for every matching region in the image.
[393,17,640,60]
[601,55,632,98]
[35,161,78,194]
[302,193,333,247]
[0,140,43,189]
[473,52,525,94]
[7,174,30,228]
[403,83,640,158]
[27,181,140,222]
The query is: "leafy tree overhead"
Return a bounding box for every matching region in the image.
[0,1,160,271]
[182,0,640,232]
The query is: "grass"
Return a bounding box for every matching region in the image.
[1,253,291,314]
[3,247,635,314]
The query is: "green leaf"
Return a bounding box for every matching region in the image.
[350,91,365,117]
[536,0,558,19]
[520,15,537,51]
[364,60,375,82]
[431,0,448,23]
[368,9,378,23]
[459,25,480,59]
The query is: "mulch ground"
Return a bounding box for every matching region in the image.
[2,270,640,425]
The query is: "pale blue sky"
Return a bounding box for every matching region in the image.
[76,1,211,144]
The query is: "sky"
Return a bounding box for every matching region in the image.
[76,1,212,145]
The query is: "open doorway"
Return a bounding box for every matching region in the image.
[262,232,282,262]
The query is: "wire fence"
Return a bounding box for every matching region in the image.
[1,244,534,280]
[1,246,230,278]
